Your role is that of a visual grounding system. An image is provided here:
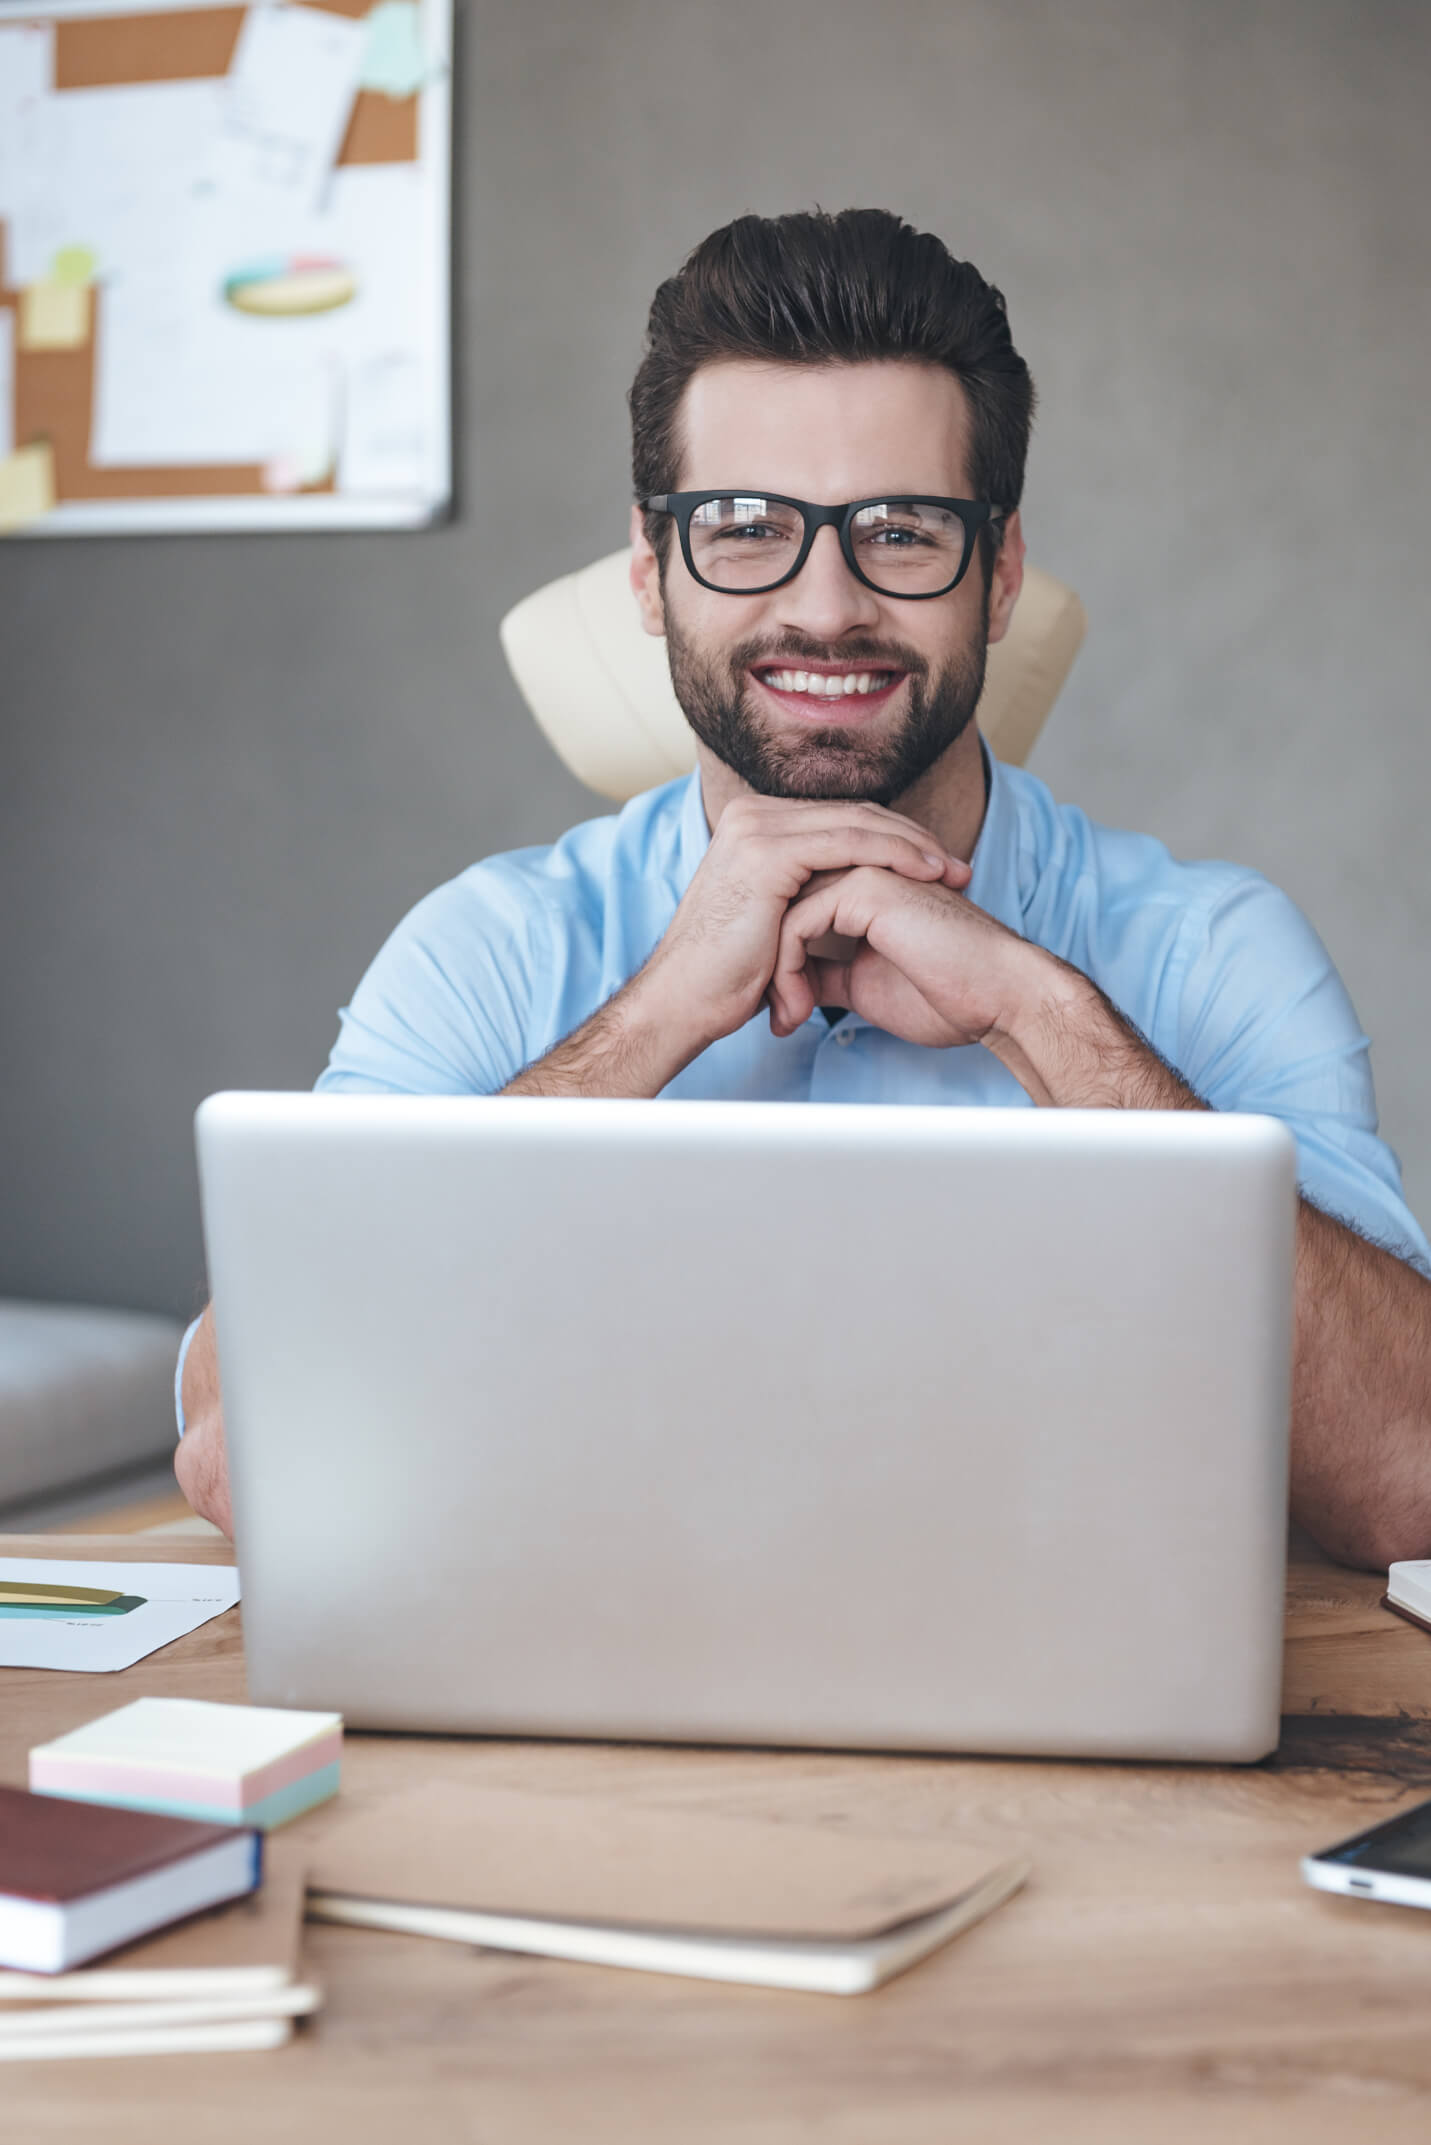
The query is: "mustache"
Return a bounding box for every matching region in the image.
[726,634,928,679]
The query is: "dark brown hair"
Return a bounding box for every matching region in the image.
[629,208,1036,571]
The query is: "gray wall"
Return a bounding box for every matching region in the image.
[2,0,1427,1318]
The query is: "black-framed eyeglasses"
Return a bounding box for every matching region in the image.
[641,491,1010,600]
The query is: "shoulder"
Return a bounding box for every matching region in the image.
[1001,760,1284,984]
[1001,758,1357,1075]
[318,777,693,1095]
[416,773,693,948]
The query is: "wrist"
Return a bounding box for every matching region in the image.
[984,953,1200,1111]
[620,956,718,1083]
[982,953,1109,1107]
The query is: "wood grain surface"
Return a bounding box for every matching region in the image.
[4,1532,1431,2140]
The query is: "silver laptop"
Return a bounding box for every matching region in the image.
[196,1093,1297,1762]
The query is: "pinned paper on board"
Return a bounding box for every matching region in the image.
[19,279,90,352]
[0,442,56,532]
[213,1,367,212]
[360,1,430,99]
[0,19,51,220]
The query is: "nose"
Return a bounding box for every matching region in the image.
[773,522,882,642]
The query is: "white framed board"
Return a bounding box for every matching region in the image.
[0,0,451,535]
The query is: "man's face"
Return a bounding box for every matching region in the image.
[633,359,1007,806]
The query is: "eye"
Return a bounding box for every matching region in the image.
[712,520,783,542]
[864,523,927,548]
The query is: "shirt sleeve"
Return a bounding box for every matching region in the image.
[316,863,555,1098]
[1171,873,1430,1274]
[173,1314,202,1439]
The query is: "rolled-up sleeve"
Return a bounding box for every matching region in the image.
[317,863,555,1098]
[1173,874,1430,1273]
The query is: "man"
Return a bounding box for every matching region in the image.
[177,208,1431,1565]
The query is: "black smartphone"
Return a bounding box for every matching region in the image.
[1303,1795,1431,1909]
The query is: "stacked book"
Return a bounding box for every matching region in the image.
[0,1789,317,2061]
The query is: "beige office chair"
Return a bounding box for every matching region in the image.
[500,547,1086,800]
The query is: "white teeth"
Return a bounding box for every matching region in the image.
[759,669,893,697]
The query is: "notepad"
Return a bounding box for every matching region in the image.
[308,1781,1030,1996]
[1385,1560,1431,1634]
[31,1698,342,1831]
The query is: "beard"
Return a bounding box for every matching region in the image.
[664,595,990,807]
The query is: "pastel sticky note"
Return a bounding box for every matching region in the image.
[0,443,55,533]
[50,245,97,288]
[359,0,426,97]
[19,281,90,353]
[31,1697,343,1831]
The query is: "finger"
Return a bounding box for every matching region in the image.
[727,794,961,863]
[802,956,854,1008]
[768,877,854,1032]
[766,826,952,887]
[776,797,956,848]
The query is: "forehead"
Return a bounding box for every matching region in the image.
[674,358,973,501]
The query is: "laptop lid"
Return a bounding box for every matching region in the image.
[197,1094,1297,1761]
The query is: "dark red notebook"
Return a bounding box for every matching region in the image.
[0,1785,262,1973]
[0,1785,241,1902]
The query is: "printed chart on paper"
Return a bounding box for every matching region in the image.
[0,0,451,534]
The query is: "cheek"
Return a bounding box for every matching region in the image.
[666,586,774,668]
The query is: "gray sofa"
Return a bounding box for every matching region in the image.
[0,1300,184,1511]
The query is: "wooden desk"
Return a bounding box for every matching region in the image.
[5,1532,1431,2143]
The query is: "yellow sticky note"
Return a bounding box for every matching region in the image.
[51,246,98,289]
[19,281,91,352]
[0,442,57,532]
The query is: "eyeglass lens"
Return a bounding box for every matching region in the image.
[687,496,968,594]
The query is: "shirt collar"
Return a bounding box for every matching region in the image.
[676,766,712,894]
[964,738,1026,935]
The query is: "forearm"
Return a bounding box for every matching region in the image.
[1290,1205,1431,1568]
[172,1307,234,1538]
[502,964,709,1099]
[984,955,1204,1111]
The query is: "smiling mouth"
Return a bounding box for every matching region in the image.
[752,664,905,708]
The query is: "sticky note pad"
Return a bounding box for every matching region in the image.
[30,1698,342,1831]
[19,281,91,353]
[0,443,55,533]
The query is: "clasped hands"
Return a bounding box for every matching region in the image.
[646,793,1049,1062]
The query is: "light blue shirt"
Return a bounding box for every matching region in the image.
[318,751,1428,1270]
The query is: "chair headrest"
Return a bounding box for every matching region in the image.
[500,548,1086,801]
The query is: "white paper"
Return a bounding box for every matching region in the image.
[342,349,429,493]
[211,1,366,214]
[0,20,53,278]
[92,164,433,488]
[0,1560,239,1674]
[3,79,222,291]
[0,310,13,464]
[93,256,338,469]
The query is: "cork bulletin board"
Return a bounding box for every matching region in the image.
[0,0,451,535]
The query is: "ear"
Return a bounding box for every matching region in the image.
[986,509,1026,648]
[629,502,667,639]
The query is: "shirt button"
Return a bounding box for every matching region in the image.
[835,1026,855,1046]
